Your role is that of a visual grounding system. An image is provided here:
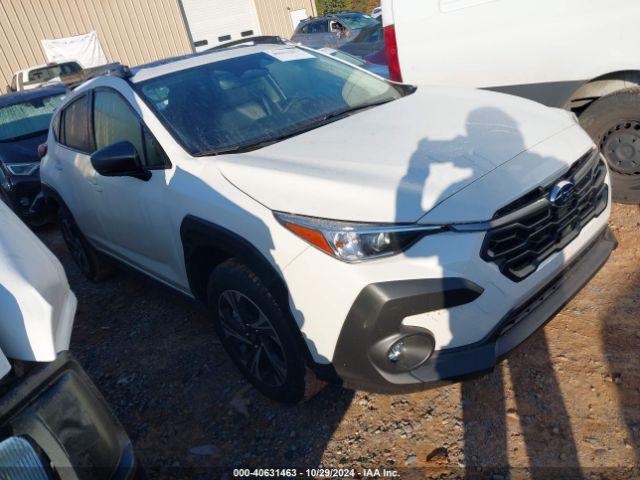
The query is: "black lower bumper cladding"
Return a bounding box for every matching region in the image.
[333,226,617,393]
[0,351,138,479]
[2,177,48,223]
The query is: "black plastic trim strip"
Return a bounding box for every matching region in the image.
[332,278,484,392]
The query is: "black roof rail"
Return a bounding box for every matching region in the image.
[83,63,132,82]
[207,35,287,51]
[66,62,133,91]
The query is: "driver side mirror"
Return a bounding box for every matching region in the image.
[90,141,151,181]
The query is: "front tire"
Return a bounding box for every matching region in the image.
[207,260,308,403]
[58,206,114,281]
[579,87,640,204]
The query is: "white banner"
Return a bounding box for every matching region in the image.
[41,31,107,68]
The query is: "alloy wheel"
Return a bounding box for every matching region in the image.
[217,290,288,387]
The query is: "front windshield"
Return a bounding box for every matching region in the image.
[137,47,404,155]
[314,47,366,67]
[0,94,64,142]
[335,13,378,29]
[331,50,366,67]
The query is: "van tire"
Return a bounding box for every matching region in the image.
[579,88,640,204]
[207,260,309,403]
[58,206,114,281]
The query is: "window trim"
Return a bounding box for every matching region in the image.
[59,92,95,155]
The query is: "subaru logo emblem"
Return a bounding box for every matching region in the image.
[549,180,575,207]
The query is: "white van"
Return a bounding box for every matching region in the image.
[381,0,640,204]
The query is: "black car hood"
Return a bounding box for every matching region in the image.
[0,133,47,164]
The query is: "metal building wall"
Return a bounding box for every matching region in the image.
[253,0,317,39]
[0,0,193,92]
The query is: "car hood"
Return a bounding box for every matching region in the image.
[0,133,46,165]
[216,86,577,223]
[0,202,76,361]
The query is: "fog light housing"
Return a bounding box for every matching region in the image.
[19,196,30,207]
[387,340,405,363]
[374,331,436,373]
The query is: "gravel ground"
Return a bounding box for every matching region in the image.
[37,204,639,479]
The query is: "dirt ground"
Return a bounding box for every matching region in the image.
[38,204,639,479]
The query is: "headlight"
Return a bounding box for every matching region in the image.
[6,162,40,176]
[275,212,446,262]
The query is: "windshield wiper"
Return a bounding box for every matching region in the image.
[197,131,306,156]
[318,98,395,123]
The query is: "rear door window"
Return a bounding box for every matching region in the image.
[61,94,93,152]
[311,21,329,33]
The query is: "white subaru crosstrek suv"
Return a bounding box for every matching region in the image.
[40,40,616,403]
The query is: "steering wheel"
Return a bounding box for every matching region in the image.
[281,96,316,114]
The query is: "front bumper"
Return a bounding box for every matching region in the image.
[332,226,617,393]
[0,351,137,479]
[2,176,49,225]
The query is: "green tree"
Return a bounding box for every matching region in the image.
[316,0,380,15]
[317,0,354,14]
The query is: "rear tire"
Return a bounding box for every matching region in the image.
[579,87,640,204]
[207,260,308,403]
[58,206,114,281]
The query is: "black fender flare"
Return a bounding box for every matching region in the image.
[179,215,339,380]
[41,184,67,211]
[179,214,285,302]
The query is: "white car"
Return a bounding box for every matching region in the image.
[381,0,640,204]
[41,42,615,403]
[0,201,136,476]
[9,61,83,92]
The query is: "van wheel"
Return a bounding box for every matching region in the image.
[207,260,308,403]
[58,207,114,281]
[579,87,640,204]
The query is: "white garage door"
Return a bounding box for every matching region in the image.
[180,0,261,51]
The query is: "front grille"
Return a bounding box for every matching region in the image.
[481,150,608,282]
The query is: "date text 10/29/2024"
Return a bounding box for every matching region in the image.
[233,468,400,477]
